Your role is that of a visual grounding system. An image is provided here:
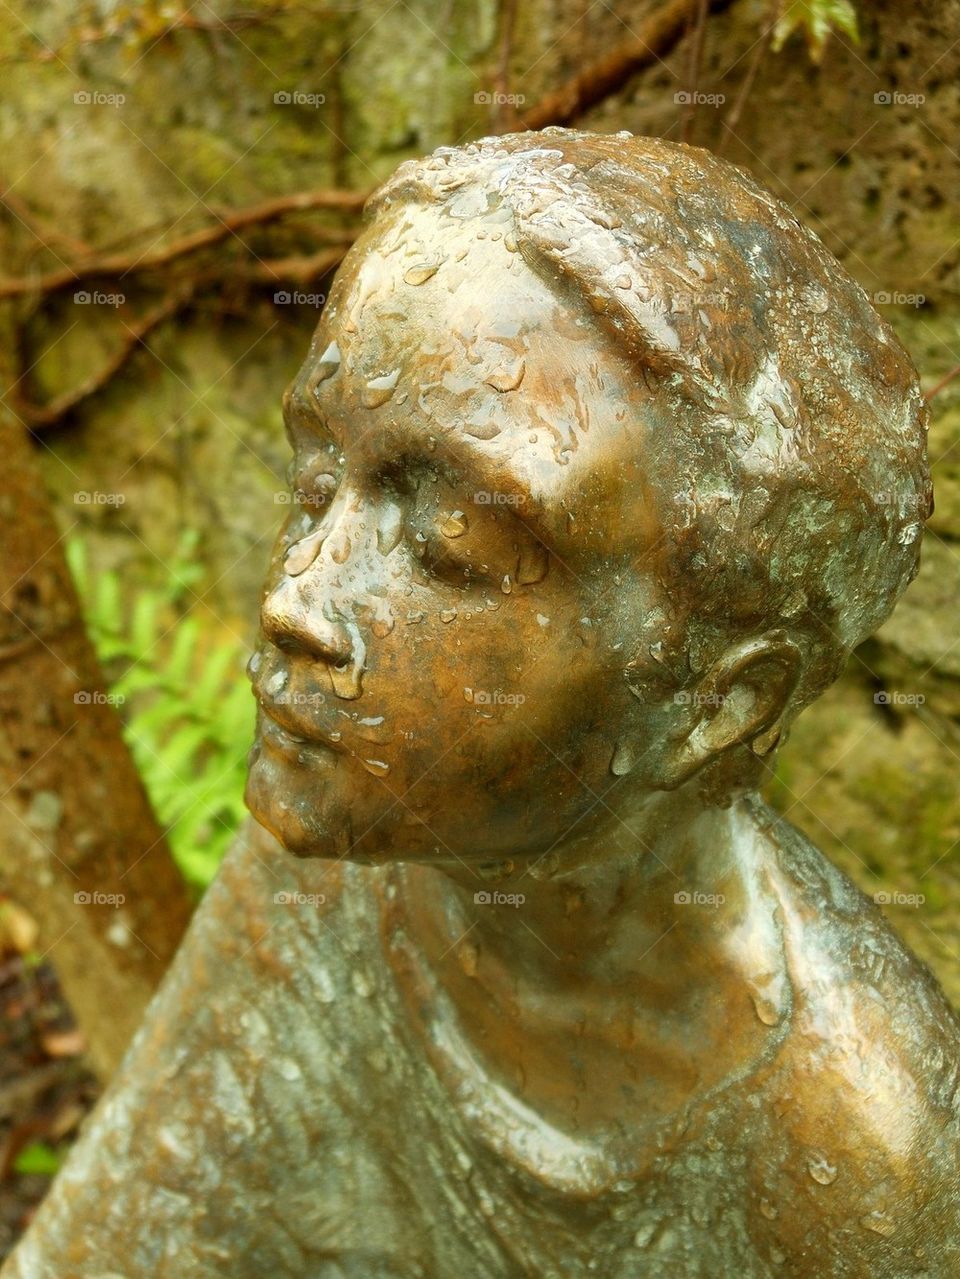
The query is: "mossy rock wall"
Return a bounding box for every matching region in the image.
[3,0,958,997]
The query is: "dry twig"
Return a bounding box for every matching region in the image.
[517,0,733,131]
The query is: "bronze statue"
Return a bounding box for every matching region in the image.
[6,130,958,1278]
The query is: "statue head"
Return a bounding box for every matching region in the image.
[246,129,931,867]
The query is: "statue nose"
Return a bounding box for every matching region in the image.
[260,578,354,666]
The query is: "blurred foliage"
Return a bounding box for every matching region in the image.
[66,533,253,893]
[12,1144,61,1177]
[772,0,859,63]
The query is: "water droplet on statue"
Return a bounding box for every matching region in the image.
[246,650,262,677]
[440,510,468,537]
[500,574,512,595]
[351,969,374,997]
[801,284,830,314]
[376,502,403,556]
[328,533,351,565]
[403,261,441,285]
[362,758,390,778]
[610,740,636,776]
[633,1223,657,1248]
[440,608,457,623]
[458,942,479,976]
[284,528,326,576]
[371,607,395,638]
[516,541,549,585]
[751,993,781,1026]
[362,369,400,408]
[264,669,288,696]
[484,359,525,392]
[406,610,425,624]
[278,1058,302,1082]
[314,967,337,1003]
[759,1198,778,1220]
[330,663,362,700]
[464,419,502,441]
[311,340,341,387]
[528,850,560,880]
[807,1153,837,1185]
[860,1211,896,1237]
[578,617,597,648]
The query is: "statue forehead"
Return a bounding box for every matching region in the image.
[285,202,666,556]
[312,200,589,411]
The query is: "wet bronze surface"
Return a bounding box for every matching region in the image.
[5,130,958,1277]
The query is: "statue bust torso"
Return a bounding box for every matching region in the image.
[9,813,957,1279]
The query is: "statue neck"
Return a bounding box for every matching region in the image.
[392,785,793,1147]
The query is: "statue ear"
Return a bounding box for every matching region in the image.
[663,633,802,787]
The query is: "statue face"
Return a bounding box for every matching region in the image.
[246,202,687,865]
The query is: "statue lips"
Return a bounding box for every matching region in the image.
[252,682,348,761]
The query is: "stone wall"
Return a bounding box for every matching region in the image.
[3,0,959,996]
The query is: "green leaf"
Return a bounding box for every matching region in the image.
[14,1143,61,1176]
[69,530,249,893]
[130,592,163,654]
[190,644,239,713]
[64,538,88,596]
[160,723,212,776]
[772,0,858,63]
[165,616,201,684]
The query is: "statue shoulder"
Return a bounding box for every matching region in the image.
[748,804,960,1264]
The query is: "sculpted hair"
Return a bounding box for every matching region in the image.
[368,128,932,718]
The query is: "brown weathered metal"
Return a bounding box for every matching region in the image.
[6,130,957,1278]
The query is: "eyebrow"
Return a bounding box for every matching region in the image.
[412,436,558,558]
[284,376,555,554]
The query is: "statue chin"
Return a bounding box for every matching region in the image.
[246,740,432,865]
[245,743,341,859]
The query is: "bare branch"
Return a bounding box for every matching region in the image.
[517,0,733,132]
[0,188,368,300]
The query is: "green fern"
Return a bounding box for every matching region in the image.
[68,534,254,893]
